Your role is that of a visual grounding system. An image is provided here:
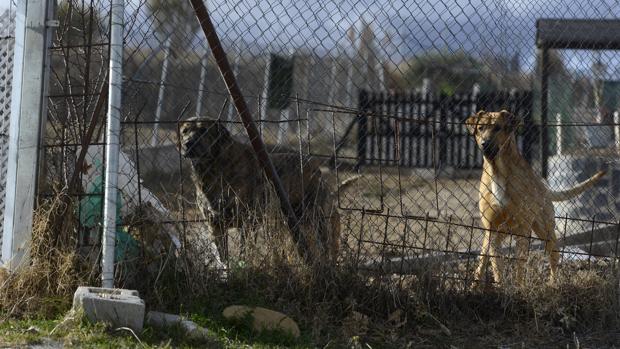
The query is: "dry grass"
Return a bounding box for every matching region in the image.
[0,193,96,318]
[111,166,620,346]
[1,180,620,347]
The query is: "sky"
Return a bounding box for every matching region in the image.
[193,0,620,75]
[3,0,620,76]
[0,1,13,12]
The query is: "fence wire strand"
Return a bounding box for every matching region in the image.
[16,0,620,299]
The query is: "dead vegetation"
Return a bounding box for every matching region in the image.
[0,193,95,318]
[1,186,620,347]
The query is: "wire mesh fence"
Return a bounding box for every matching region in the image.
[36,0,620,295]
[0,6,16,253]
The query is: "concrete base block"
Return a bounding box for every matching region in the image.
[73,286,145,332]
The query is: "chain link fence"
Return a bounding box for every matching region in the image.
[0,5,17,253]
[35,0,620,334]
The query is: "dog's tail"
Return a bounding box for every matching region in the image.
[331,174,363,196]
[548,170,606,202]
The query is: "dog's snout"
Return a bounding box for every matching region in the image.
[182,138,198,158]
[480,139,498,159]
[481,140,492,152]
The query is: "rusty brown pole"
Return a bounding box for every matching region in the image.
[187,0,313,263]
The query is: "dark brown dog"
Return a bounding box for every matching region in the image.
[179,117,341,265]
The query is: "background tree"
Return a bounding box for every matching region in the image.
[398,50,497,95]
[146,0,199,146]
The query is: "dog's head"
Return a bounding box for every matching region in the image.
[465,110,520,161]
[178,117,232,159]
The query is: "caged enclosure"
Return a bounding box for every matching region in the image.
[3,0,620,346]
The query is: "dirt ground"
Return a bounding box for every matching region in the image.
[328,165,485,265]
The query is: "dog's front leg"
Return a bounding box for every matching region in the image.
[475,218,506,285]
[488,232,506,284]
[474,229,493,285]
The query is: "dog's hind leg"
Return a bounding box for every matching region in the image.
[533,220,560,282]
[544,234,560,282]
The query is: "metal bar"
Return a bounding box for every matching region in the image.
[132,105,146,210]
[355,209,366,273]
[555,112,562,155]
[48,91,105,98]
[540,48,549,178]
[399,218,410,277]
[356,89,369,170]
[82,0,95,142]
[328,118,356,167]
[42,141,106,148]
[465,218,475,283]
[369,94,378,165]
[101,0,124,288]
[226,46,242,121]
[118,117,306,126]
[195,48,209,116]
[151,36,172,147]
[380,209,391,275]
[187,0,314,263]
[522,92,535,163]
[49,42,109,50]
[614,111,620,154]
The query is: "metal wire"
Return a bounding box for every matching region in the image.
[24,0,620,286]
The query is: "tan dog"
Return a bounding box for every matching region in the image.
[179,117,343,265]
[466,110,605,283]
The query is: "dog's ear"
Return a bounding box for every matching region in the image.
[465,110,485,135]
[215,120,232,142]
[207,120,233,147]
[200,119,230,139]
[500,110,521,131]
[176,121,190,152]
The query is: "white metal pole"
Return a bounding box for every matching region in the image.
[151,36,171,147]
[556,113,562,155]
[376,59,384,91]
[195,48,208,116]
[260,52,271,120]
[277,49,295,145]
[102,0,124,289]
[364,42,371,91]
[277,108,289,144]
[2,0,53,269]
[325,51,342,137]
[345,26,356,109]
[471,82,480,112]
[345,54,354,108]
[614,111,620,154]
[326,54,338,106]
[226,46,241,122]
